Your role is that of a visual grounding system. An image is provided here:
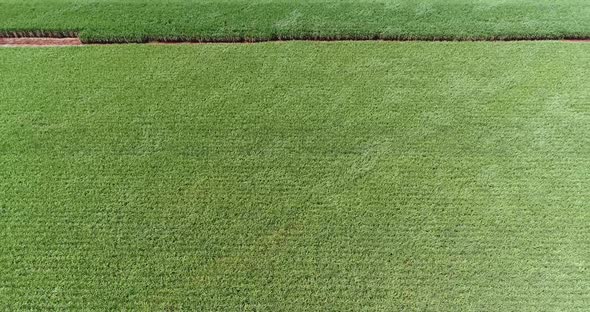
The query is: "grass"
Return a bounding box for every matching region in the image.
[1,41,590,310]
[0,0,589,42]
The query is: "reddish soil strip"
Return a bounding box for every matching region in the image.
[0,37,82,47]
[1,37,589,47]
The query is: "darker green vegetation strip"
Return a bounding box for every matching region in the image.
[0,0,589,42]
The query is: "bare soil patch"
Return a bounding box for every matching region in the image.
[0,37,81,47]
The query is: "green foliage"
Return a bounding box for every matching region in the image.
[1,42,589,310]
[0,0,589,42]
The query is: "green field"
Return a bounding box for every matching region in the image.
[1,0,589,42]
[1,42,589,310]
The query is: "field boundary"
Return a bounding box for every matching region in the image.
[2,36,590,47]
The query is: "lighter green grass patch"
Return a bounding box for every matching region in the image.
[0,42,589,310]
